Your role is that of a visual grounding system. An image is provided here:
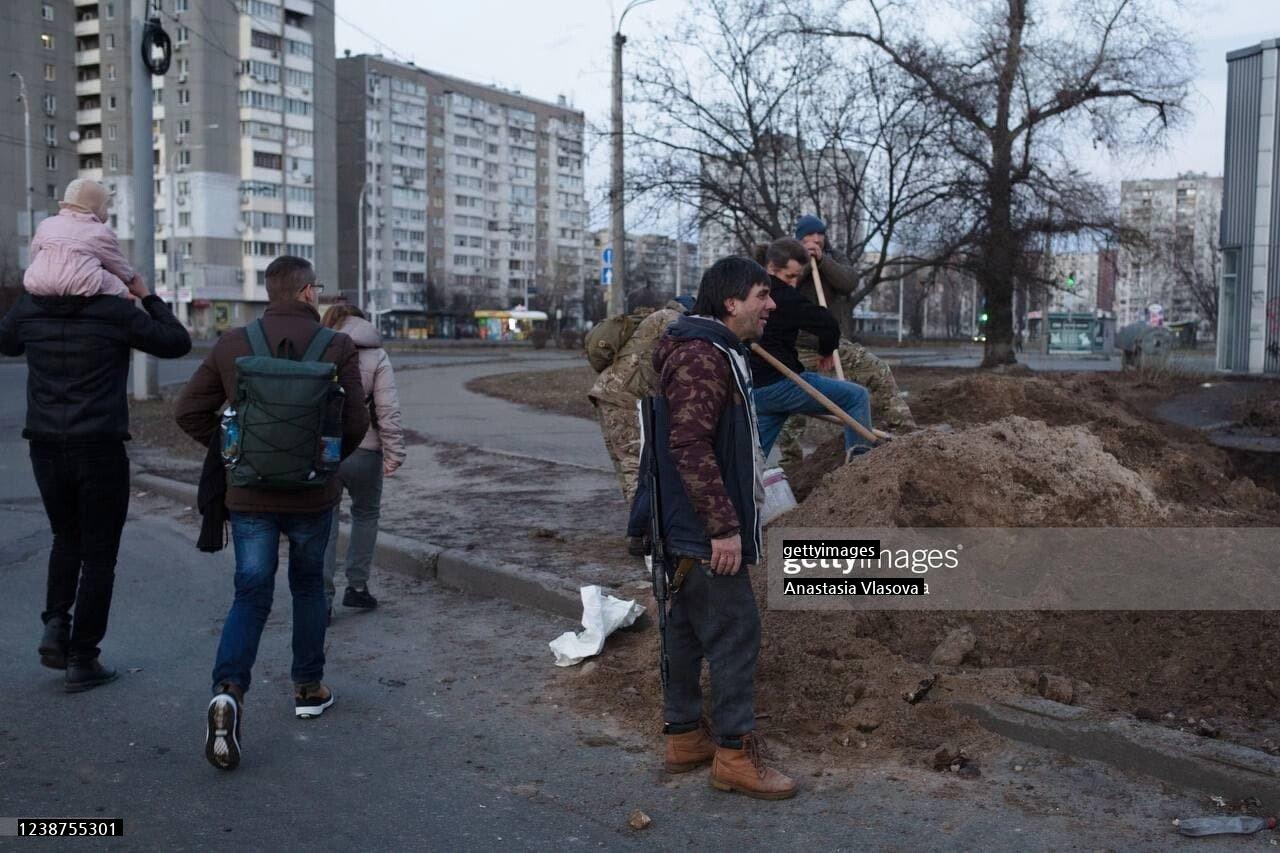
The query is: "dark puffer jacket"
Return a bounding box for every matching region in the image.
[0,293,192,442]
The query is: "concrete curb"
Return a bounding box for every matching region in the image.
[956,697,1280,807]
[132,472,583,622]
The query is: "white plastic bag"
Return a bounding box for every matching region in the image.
[760,466,797,526]
[548,585,645,667]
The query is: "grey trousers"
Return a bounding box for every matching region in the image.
[323,448,384,602]
[662,561,761,745]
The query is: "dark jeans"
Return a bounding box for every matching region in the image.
[211,510,332,693]
[30,440,131,660]
[663,561,761,745]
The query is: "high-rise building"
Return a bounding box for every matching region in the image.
[1116,174,1223,331]
[57,0,335,335]
[583,228,699,309]
[1,1,80,278]
[336,55,587,336]
[1219,37,1279,374]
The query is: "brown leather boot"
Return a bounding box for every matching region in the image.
[665,725,716,773]
[710,733,797,800]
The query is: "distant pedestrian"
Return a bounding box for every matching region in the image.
[24,179,136,300]
[0,260,190,691]
[175,256,368,771]
[319,304,405,617]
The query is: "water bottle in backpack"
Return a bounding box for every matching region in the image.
[220,407,241,465]
[318,385,345,473]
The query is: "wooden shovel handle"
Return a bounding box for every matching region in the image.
[810,257,846,381]
[750,343,879,445]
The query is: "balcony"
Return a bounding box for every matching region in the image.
[77,137,102,155]
[74,18,100,37]
[76,107,101,125]
[74,0,97,5]
[75,49,101,66]
[75,78,101,96]
[284,0,315,15]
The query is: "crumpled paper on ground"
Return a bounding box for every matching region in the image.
[549,585,645,667]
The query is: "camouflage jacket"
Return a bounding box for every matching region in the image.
[588,302,685,408]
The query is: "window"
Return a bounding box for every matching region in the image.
[43,64,55,82]
[241,60,280,83]
[47,183,57,199]
[178,180,189,195]
[45,152,57,170]
[42,3,54,20]
[178,149,191,167]
[286,68,313,89]
[107,95,117,110]
[286,214,313,231]
[178,212,191,227]
[284,97,310,116]
[177,119,191,135]
[106,33,115,50]
[177,89,190,105]
[43,124,56,146]
[286,128,313,147]
[250,30,281,52]
[287,186,313,203]
[104,3,114,19]
[176,58,188,76]
[106,64,116,81]
[42,94,56,116]
[40,33,54,50]
[286,39,313,58]
[239,90,282,111]
[253,151,283,170]
[108,153,119,170]
[176,0,189,10]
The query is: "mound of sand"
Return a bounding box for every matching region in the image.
[785,416,1164,528]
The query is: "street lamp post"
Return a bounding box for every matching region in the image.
[10,72,33,248]
[357,180,371,312]
[608,0,654,316]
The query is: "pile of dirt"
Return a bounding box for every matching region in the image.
[788,373,1280,524]
[1238,394,1280,435]
[789,417,1166,527]
[466,365,597,420]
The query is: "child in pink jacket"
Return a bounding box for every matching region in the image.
[24,179,137,299]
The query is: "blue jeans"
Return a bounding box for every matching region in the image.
[211,510,333,694]
[752,373,873,458]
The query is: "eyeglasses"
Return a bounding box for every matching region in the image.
[305,282,325,294]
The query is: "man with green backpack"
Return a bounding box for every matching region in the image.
[175,255,369,772]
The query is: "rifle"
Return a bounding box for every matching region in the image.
[642,397,671,690]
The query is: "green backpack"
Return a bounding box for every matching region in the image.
[226,320,342,490]
[584,310,647,372]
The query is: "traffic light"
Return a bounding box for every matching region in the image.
[1065,271,1077,291]
[979,312,989,322]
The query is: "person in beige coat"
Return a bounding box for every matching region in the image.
[319,304,406,614]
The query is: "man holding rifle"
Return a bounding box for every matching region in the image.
[643,256,797,800]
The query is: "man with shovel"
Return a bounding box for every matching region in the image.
[645,255,796,799]
[777,215,916,468]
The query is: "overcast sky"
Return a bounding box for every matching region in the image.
[334,0,1277,233]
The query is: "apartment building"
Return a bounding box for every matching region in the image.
[60,0,334,334]
[583,228,699,309]
[1,1,81,275]
[1116,174,1223,331]
[336,54,588,335]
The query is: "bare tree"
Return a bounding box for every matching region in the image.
[626,0,952,336]
[801,0,1195,365]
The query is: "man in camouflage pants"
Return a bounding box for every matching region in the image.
[778,216,916,468]
[588,298,690,505]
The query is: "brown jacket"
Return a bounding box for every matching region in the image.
[174,299,370,514]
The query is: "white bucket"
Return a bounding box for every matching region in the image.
[760,467,797,526]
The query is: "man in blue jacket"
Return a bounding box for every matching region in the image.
[0,277,191,691]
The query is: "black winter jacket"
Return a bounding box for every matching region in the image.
[0,293,192,442]
[748,276,840,388]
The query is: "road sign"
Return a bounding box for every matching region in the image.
[601,268,613,286]
[602,246,613,266]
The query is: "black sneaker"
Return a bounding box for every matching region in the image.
[39,617,70,670]
[342,586,377,609]
[205,686,242,771]
[294,682,334,719]
[64,657,118,693]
